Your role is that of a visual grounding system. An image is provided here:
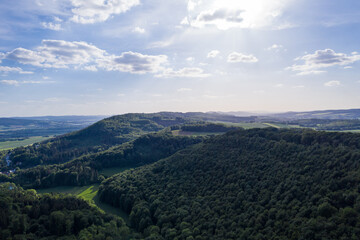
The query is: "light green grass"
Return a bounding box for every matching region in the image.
[0,136,53,151]
[37,184,130,224]
[36,185,92,195]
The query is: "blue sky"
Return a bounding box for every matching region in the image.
[0,0,360,116]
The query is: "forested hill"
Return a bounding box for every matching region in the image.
[5,112,251,168]
[99,128,360,239]
[7,113,186,168]
[8,133,203,189]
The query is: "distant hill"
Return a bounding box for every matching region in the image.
[99,128,360,239]
[0,116,106,142]
[267,108,360,120]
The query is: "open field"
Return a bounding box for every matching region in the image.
[37,184,130,224]
[0,136,53,151]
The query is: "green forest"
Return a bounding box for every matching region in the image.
[1,113,360,239]
[99,128,360,240]
[0,183,130,240]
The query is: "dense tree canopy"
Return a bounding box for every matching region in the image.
[0,183,130,240]
[6,133,203,189]
[99,128,360,240]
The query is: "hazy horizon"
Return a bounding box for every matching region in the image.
[1,0,360,116]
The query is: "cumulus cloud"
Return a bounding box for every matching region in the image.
[70,0,140,24]
[207,50,220,58]
[99,51,168,74]
[324,80,341,87]
[5,40,105,68]
[0,66,33,74]
[156,67,210,78]
[288,49,360,75]
[227,52,258,63]
[183,0,292,30]
[2,40,169,74]
[42,22,62,31]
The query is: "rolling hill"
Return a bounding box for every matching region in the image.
[99,128,360,239]
[3,112,253,169]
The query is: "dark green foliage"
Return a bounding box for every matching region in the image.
[0,182,129,239]
[99,128,360,240]
[7,133,202,189]
[179,122,238,132]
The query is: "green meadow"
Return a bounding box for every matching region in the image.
[37,184,130,225]
[0,136,53,151]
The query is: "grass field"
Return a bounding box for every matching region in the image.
[0,136,53,151]
[37,184,130,224]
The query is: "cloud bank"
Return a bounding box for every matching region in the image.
[288,49,360,75]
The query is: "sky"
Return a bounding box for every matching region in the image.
[0,0,360,116]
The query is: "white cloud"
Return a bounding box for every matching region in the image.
[292,85,305,89]
[5,40,106,68]
[207,50,220,58]
[0,66,33,74]
[177,88,192,92]
[227,52,258,63]
[186,57,195,62]
[156,67,210,78]
[324,80,341,87]
[184,0,292,30]
[0,80,19,86]
[266,44,284,51]
[288,49,360,75]
[42,22,62,31]
[133,27,145,34]
[3,40,169,75]
[274,83,284,88]
[99,51,168,74]
[70,0,140,24]
[83,65,98,71]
